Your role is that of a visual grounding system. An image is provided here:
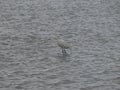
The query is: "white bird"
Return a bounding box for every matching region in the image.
[57,38,71,55]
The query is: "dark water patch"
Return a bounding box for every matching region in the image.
[0,33,11,41]
[11,36,22,41]
[14,80,45,89]
[10,70,30,79]
[80,85,116,90]
[112,77,120,84]
[14,85,24,89]
[23,34,37,44]
[0,42,10,46]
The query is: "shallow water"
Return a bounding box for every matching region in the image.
[0,0,120,90]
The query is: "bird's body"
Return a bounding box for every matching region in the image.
[57,39,71,55]
[57,39,70,49]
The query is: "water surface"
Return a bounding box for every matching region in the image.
[0,0,120,90]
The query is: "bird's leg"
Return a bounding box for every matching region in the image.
[62,48,67,55]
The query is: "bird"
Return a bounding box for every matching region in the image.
[57,38,71,55]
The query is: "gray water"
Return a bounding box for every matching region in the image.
[0,0,120,90]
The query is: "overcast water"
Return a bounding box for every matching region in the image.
[0,0,120,90]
